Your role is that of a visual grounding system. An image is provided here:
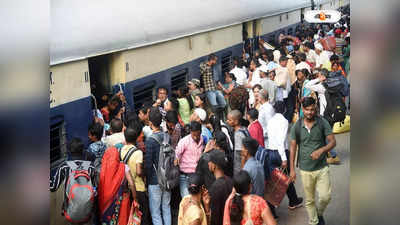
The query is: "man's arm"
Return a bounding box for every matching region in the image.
[289,139,297,182]
[174,138,185,165]
[310,134,336,160]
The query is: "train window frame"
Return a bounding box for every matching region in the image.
[132,80,156,112]
[171,68,189,92]
[221,51,232,77]
[50,118,67,169]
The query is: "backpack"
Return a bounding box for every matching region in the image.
[119,146,138,164]
[63,161,95,223]
[232,127,250,151]
[229,86,249,114]
[149,132,180,191]
[322,81,346,125]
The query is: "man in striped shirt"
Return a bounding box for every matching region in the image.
[174,121,204,197]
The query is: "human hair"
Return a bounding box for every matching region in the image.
[110,118,123,133]
[139,101,152,115]
[190,121,202,132]
[242,137,259,156]
[208,53,217,61]
[209,114,222,133]
[179,86,194,110]
[295,69,303,76]
[188,173,203,195]
[149,107,162,127]
[259,89,269,101]
[273,101,286,114]
[252,84,262,92]
[88,122,103,141]
[320,68,329,77]
[302,97,316,108]
[68,137,84,155]
[157,86,168,95]
[214,131,230,153]
[330,54,339,62]
[165,110,179,125]
[126,118,143,136]
[167,97,179,111]
[229,110,242,122]
[266,50,274,61]
[124,127,140,144]
[304,41,313,49]
[109,95,120,105]
[279,55,288,62]
[299,52,307,62]
[226,72,236,81]
[247,108,259,121]
[124,111,139,127]
[230,170,251,225]
[331,61,340,68]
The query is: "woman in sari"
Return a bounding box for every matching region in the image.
[223,170,276,225]
[98,147,135,225]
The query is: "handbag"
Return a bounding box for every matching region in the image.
[264,168,290,207]
[127,200,142,225]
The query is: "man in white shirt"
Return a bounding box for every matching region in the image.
[303,42,317,65]
[295,53,311,74]
[314,43,333,70]
[259,64,277,105]
[229,65,247,86]
[258,89,275,147]
[266,101,303,210]
[275,56,293,121]
[104,119,125,147]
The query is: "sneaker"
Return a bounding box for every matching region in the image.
[327,155,341,164]
[288,197,303,210]
[317,216,325,225]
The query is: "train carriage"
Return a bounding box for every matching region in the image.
[50,0,349,171]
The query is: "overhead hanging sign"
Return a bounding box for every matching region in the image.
[304,10,341,23]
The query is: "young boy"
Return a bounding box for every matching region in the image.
[87,122,107,162]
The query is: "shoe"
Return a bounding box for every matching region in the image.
[317,216,325,225]
[327,156,341,164]
[288,197,303,210]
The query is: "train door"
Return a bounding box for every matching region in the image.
[88,55,112,109]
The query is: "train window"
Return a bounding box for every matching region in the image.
[221,52,232,76]
[133,81,156,112]
[171,68,188,92]
[50,119,66,166]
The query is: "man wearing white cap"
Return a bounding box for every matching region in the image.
[314,43,333,70]
[190,108,212,144]
[259,64,277,105]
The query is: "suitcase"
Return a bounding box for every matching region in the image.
[319,36,336,51]
[264,168,290,207]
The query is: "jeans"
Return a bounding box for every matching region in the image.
[206,90,226,107]
[148,184,171,225]
[300,166,332,225]
[179,173,193,198]
[137,191,151,225]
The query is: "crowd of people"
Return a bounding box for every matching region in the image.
[50,17,350,225]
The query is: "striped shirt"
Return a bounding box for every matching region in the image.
[175,134,204,174]
[200,61,216,92]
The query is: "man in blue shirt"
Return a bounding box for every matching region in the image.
[241,137,265,197]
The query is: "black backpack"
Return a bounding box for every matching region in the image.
[322,83,346,125]
[149,132,180,191]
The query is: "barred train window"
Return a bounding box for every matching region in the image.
[171,68,188,92]
[50,119,67,166]
[221,52,232,75]
[133,81,156,112]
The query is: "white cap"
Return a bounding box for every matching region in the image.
[194,108,207,121]
[259,64,268,73]
[315,43,323,51]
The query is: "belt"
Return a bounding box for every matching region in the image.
[180,171,194,176]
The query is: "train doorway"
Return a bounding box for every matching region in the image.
[88,54,112,109]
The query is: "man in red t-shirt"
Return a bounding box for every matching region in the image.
[246,108,265,148]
